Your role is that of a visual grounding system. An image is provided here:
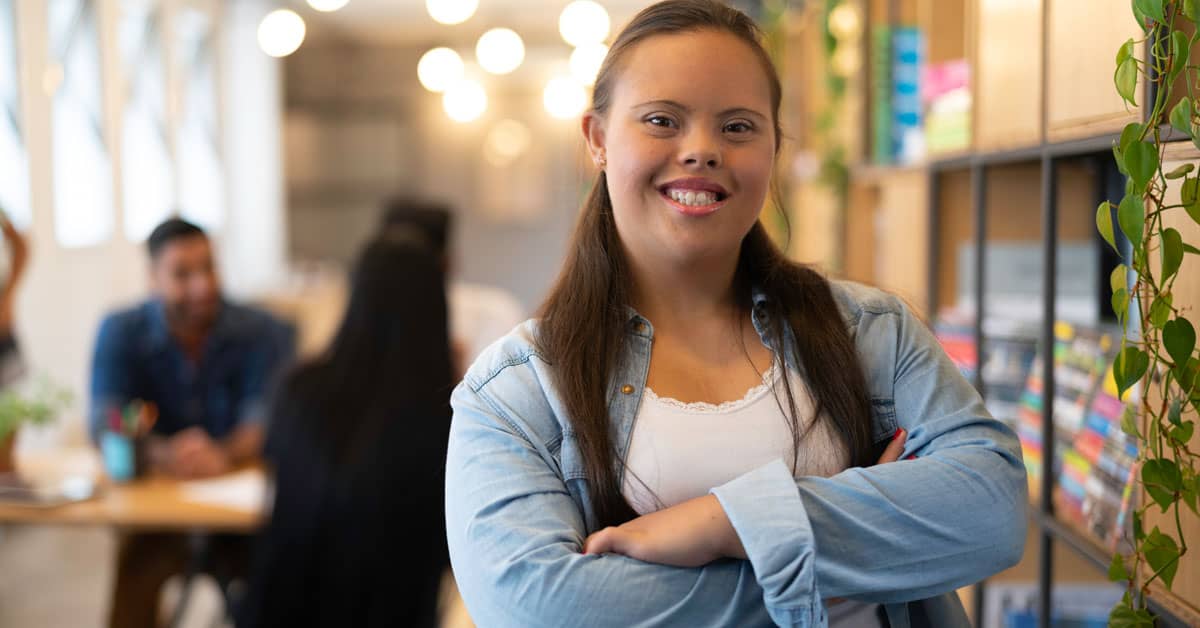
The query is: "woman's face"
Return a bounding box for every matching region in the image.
[585,29,777,271]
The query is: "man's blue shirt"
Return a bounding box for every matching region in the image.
[89,299,296,441]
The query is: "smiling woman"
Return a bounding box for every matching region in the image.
[444,1,1028,627]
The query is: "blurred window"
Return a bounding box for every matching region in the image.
[175,7,223,232]
[119,0,173,241]
[0,0,31,227]
[49,0,115,248]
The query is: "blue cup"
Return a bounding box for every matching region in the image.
[100,432,136,482]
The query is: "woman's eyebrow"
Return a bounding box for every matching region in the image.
[632,100,767,120]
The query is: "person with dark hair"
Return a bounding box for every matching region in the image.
[381,198,524,376]
[445,1,1026,626]
[89,217,295,628]
[238,234,455,628]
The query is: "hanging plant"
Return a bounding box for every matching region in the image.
[1101,0,1200,624]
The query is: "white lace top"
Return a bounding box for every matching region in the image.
[620,362,850,515]
[621,363,883,627]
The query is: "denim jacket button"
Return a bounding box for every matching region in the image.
[635,323,647,333]
[621,385,634,394]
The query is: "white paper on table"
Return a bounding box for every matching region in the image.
[179,469,267,514]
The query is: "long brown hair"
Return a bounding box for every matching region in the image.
[537,0,874,529]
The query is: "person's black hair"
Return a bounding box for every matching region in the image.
[240,236,454,628]
[379,198,452,258]
[146,217,206,260]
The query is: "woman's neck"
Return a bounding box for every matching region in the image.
[627,249,741,333]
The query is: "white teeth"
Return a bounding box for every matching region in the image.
[665,189,719,207]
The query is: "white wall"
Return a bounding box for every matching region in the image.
[11,0,286,448]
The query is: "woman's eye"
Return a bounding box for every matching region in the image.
[724,121,753,134]
[646,115,676,128]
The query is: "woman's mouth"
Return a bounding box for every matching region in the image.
[659,186,728,216]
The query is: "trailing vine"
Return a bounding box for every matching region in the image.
[1101,1,1200,624]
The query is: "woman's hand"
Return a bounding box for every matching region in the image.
[583,428,911,569]
[583,493,744,566]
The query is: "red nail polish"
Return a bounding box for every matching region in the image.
[893,427,904,439]
[905,454,917,460]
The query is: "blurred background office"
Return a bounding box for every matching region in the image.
[2,0,1200,627]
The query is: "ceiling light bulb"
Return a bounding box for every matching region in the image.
[559,1,610,47]
[476,28,525,75]
[543,76,588,120]
[569,43,608,86]
[443,79,488,122]
[418,47,465,92]
[426,0,478,25]
[257,9,306,58]
[307,0,350,12]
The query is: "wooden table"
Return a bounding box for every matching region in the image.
[0,448,264,533]
[0,448,266,626]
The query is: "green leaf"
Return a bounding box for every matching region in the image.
[1182,358,1200,395]
[1117,37,1135,66]
[1185,477,1200,515]
[1151,294,1175,327]
[1187,190,1200,225]
[1120,122,1144,153]
[1163,227,1185,281]
[1097,201,1119,251]
[1143,460,1184,511]
[1188,0,1200,22]
[1170,398,1184,426]
[1171,99,1194,137]
[1165,163,1194,179]
[1144,527,1181,589]
[1125,141,1158,192]
[1122,404,1142,438]
[1118,194,1145,246]
[1183,176,1200,206]
[1171,30,1190,83]
[1115,346,1150,398]
[1116,57,1139,106]
[1164,317,1196,367]
[1135,0,1166,23]
[1184,242,1200,255]
[1112,288,1129,320]
[1108,553,1130,581]
[1170,420,1194,445]
[1110,598,1157,627]
[1111,264,1129,293]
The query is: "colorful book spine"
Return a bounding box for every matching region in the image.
[870,25,892,164]
[890,27,923,163]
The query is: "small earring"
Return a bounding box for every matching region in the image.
[596,153,606,168]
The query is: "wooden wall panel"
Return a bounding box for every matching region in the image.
[1141,144,1200,625]
[936,169,972,312]
[873,169,930,312]
[975,0,1043,150]
[1046,0,1142,141]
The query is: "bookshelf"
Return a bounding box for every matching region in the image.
[783,0,1199,625]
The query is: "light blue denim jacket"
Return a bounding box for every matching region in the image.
[446,280,1027,627]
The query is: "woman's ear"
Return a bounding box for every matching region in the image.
[582,112,607,169]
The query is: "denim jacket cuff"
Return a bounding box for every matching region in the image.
[711,458,827,627]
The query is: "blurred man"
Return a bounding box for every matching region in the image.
[381,199,524,376]
[89,217,294,628]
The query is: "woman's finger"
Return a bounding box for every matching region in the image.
[876,428,907,464]
[583,527,618,555]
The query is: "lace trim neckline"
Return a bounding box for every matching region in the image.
[643,363,781,414]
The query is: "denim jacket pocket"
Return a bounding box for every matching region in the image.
[870,397,899,443]
[557,429,588,481]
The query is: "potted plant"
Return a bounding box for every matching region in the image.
[0,379,72,474]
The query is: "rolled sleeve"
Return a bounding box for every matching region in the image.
[711,459,827,627]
